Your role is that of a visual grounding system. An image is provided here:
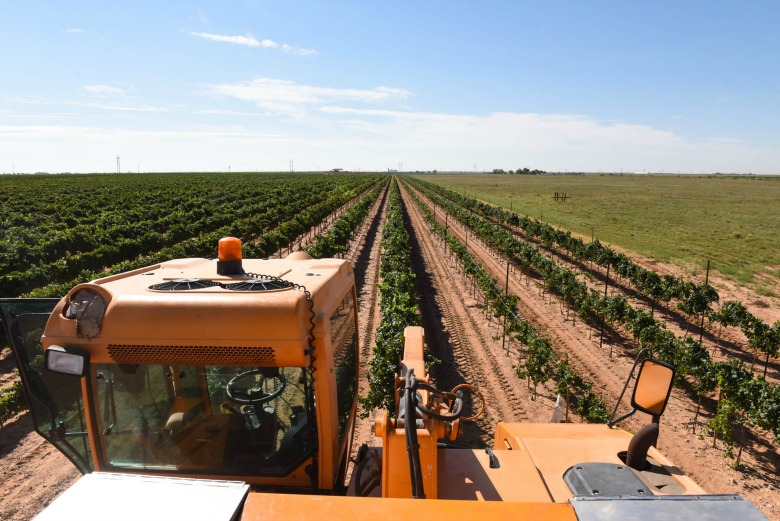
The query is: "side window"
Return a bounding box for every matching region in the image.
[0,299,93,473]
[330,292,357,440]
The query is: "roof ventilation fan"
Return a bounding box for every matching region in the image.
[148,279,221,291]
[225,279,293,292]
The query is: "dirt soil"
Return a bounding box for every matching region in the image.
[2,179,778,520]
[0,344,80,519]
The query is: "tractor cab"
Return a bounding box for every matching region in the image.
[1,246,359,491]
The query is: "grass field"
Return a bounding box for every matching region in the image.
[412,174,780,293]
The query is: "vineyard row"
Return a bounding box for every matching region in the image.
[402,179,610,422]
[404,176,779,462]
[361,179,422,414]
[411,177,779,377]
[2,175,381,298]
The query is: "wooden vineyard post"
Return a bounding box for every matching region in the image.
[503,259,510,356]
[699,260,711,345]
[599,263,611,355]
[445,213,450,259]
[713,388,722,448]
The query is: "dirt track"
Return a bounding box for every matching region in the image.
[401,182,545,444]
[349,182,389,455]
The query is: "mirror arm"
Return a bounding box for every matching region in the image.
[607,348,651,428]
[607,408,636,428]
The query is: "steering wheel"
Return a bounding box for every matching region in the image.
[226,369,287,405]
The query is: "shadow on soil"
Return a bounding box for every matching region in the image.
[401,196,491,447]
[352,188,387,296]
[0,411,34,457]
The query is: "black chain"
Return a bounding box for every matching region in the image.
[243,272,316,361]
[244,271,319,488]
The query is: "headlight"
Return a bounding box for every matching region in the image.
[45,345,89,376]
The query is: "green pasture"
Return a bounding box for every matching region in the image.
[412,174,780,294]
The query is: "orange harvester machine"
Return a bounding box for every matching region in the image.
[0,238,768,521]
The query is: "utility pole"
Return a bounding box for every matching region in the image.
[116,156,120,174]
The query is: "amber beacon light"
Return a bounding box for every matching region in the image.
[217,237,244,275]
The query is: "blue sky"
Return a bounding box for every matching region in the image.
[2,1,779,173]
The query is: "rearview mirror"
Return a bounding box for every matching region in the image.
[631,359,674,417]
[608,354,675,428]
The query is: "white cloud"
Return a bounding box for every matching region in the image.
[1,112,74,119]
[210,78,412,116]
[3,78,778,173]
[76,102,169,112]
[0,125,295,172]
[5,96,53,105]
[195,109,269,116]
[3,113,778,174]
[82,84,134,97]
[190,31,276,48]
[188,32,316,56]
[280,44,317,57]
[64,28,84,34]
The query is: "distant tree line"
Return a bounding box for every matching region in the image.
[492,167,547,175]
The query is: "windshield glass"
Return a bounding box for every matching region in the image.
[92,363,314,476]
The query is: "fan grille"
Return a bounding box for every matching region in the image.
[148,279,221,291]
[225,279,294,292]
[148,278,294,292]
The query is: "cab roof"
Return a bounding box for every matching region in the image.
[42,257,354,367]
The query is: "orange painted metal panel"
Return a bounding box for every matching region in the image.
[42,257,355,368]
[241,492,576,521]
[497,423,705,502]
[437,448,553,502]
